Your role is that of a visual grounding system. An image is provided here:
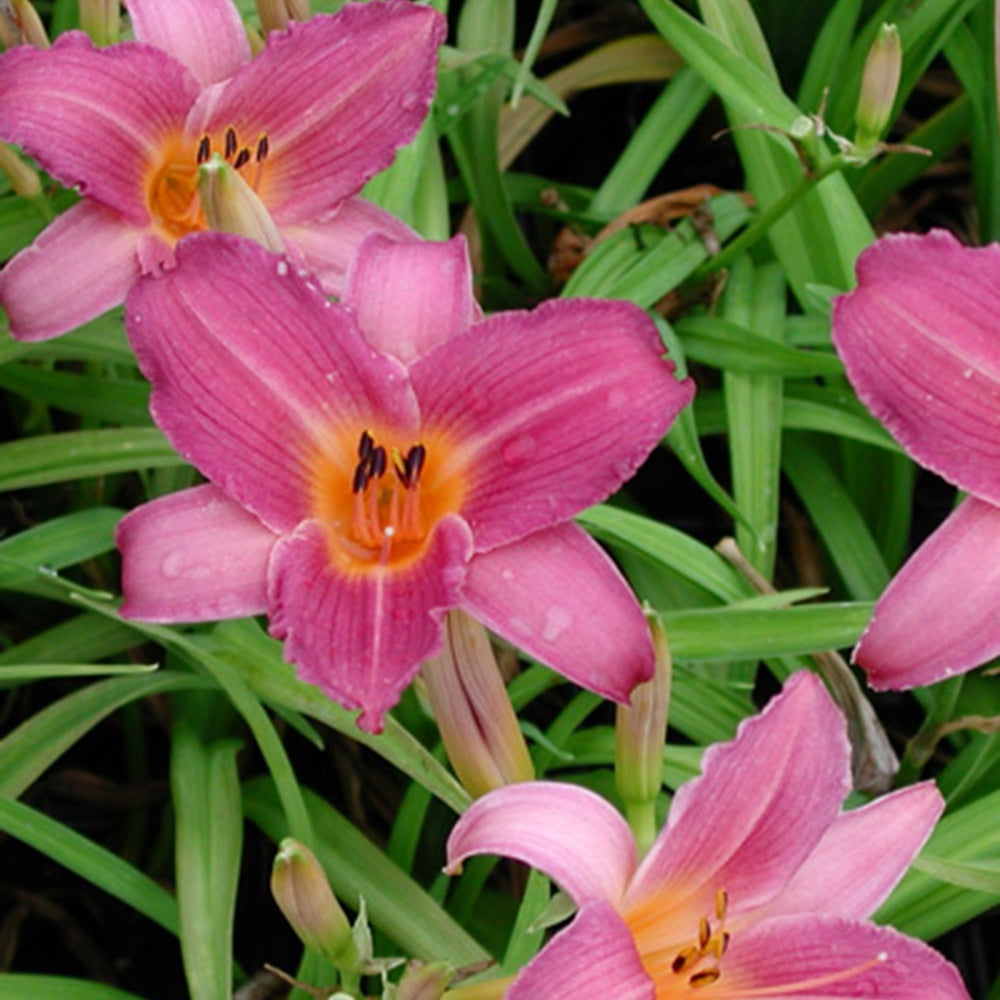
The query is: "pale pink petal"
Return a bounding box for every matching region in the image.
[719,916,969,998]
[117,484,276,622]
[625,673,850,920]
[856,496,1000,689]
[507,902,653,1000]
[412,299,694,551]
[461,523,653,702]
[124,233,419,533]
[1,201,141,342]
[834,229,1000,506]
[345,235,477,366]
[267,515,473,733]
[282,196,417,297]
[188,2,446,223]
[125,0,250,86]
[762,783,944,921]
[445,782,636,907]
[0,32,196,224]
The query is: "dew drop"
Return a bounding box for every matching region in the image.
[160,551,185,579]
[276,260,289,276]
[963,368,974,379]
[500,568,515,582]
[502,433,535,467]
[401,90,420,109]
[446,103,460,116]
[611,458,635,480]
[541,606,572,642]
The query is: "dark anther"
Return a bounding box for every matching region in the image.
[371,445,387,480]
[358,429,374,460]
[233,147,251,170]
[224,127,238,159]
[404,443,426,486]
[689,970,721,988]
[256,134,270,163]
[671,954,688,974]
[351,459,370,495]
[196,135,211,164]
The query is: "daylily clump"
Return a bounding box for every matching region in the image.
[833,229,1000,689]
[0,0,441,340]
[446,672,968,999]
[116,232,694,731]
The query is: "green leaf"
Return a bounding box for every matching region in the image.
[0,976,147,1000]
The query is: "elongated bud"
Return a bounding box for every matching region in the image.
[1,0,49,48]
[78,0,120,45]
[256,0,309,35]
[198,153,284,253]
[0,143,41,200]
[271,838,358,968]
[855,24,902,148]
[421,611,534,799]
[395,960,454,1000]
[615,612,671,854]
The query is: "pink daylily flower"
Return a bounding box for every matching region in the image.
[0,0,442,341]
[116,232,694,732]
[833,229,1000,689]
[446,672,969,999]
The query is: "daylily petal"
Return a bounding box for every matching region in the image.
[187,2,446,223]
[506,901,653,1000]
[124,233,419,532]
[625,674,850,927]
[445,782,636,907]
[412,298,694,551]
[833,229,1000,506]
[719,915,969,998]
[117,484,276,622]
[125,0,250,86]
[762,782,944,920]
[267,515,473,733]
[0,32,197,223]
[282,196,417,298]
[461,522,653,702]
[855,496,1000,689]
[1,200,141,341]
[345,234,478,366]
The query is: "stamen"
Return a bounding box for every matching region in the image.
[391,446,408,483]
[715,889,728,921]
[358,430,374,460]
[698,917,711,951]
[196,134,211,164]
[370,445,387,480]
[351,458,371,495]
[405,443,426,486]
[233,147,252,170]
[224,126,238,159]
[256,134,270,162]
[671,948,698,974]
[689,969,721,989]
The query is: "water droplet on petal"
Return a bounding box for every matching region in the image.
[502,433,535,467]
[160,551,184,579]
[612,457,635,480]
[401,90,420,109]
[500,568,515,582]
[276,260,289,276]
[541,606,572,642]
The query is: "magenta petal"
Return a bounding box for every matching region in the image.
[0,32,196,223]
[267,515,473,733]
[722,916,969,998]
[763,783,944,921]
[117,484,275,622]
[189,2,446,223]
[124,233,419,532]
[507,902,653,1000]
[626,673,850,917]
[125,0,250,86]
[1,201,141,341]
[461,523,653,701]
[413,298,694,550]
[282,196,417,298]
[834,229,1000,505]
[445,782,636,907]
[345,235,478,366]
[857,496,1000,689]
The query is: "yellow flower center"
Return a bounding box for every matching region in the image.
[146,126,270,241]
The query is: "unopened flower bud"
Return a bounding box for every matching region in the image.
[395,960,454,1000]
[0,143,41,201]
[1,0,49,49]
[855,24,902,148]
[271,838,357,968]
[256,0,309,35]
[615,612,671,854]
[198,153,284,253]
[421,611,534,799]
[78,0,120,46]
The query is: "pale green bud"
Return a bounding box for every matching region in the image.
[256,0,310,35]
[78,0,120,45]
[1,0,49,49]
[0,144,41,201]
[855,24,902,148]
[198,153,284,253]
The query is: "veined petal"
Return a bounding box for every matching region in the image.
[762,783,943,921]
[833,229,1000,505]
[282,196,417,298]
[445,782,636,907]
[1,200,141,341]
[267,515,473,733]
[117,484,276,622]
[461,523,653,702]
[125,0,250,86]
[0,32,196,224]
[412,298,694,551]
[506,902,653,1000]
[345,235,478,366]
[624,674,850,930]
[188,2,446,223]
[855,497,1000,689]
[124,233,419,532]
[718,915,969,998]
